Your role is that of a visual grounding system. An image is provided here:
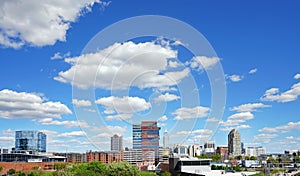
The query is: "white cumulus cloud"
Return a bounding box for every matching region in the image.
[38,118,89,128]
[154,93,180,102]
[189,56,220,71]
[72,99,92,107]
[0,89,72,119]
[227,74,243,82]
[294,73,300,79]
[0,0,102,48]
[172,106,210,120]
[158,115,168,121]
[95,96,151,115]
[230,103,271,112]
[57,131,86,138]
[260,82,300,102]
[249,68,258,74]
[259,121,300,133]
[55,41,190,90]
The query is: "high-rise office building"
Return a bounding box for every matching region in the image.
[141,121,160,163]
[111,134,123,151]
[228,129,241,156]
[163,130,169,148]
[133,124,142,149]
[15,130,46,152]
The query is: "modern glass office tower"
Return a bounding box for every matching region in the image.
[111,134,123,151]
[141,121,160,163]
[133,124,142,149]
[15,130,46,152]
[228,129,241,156]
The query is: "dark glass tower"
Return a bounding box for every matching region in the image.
[133,124,142,149]
[15,130,46,152]
[141,121,160,164]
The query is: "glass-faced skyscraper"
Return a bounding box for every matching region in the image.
[15,130,46,152]
[133,121,160,164]
[141,121,160,163]
[133,124,142,149]
[228,129,241,156]
[111,134,123,151]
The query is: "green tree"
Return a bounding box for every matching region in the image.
[245,156,250,160]
[211,153,222,162]
[160,171,171,176]
[197,154,208,159]
[54,163,67,170]
[296,156,300,163]
[105,161,140,176]
[140,171,157,176]
[7,168,16,175]
[250,156,257,160]
[0,166,2,173]
[283,157,291,163]
[86,161,105,174]
[235,155,242,160]
[267,157,275,163]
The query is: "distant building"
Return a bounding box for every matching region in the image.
[133,124,142,149]
[86,151,123,164]
[123,148,142,165]
[111,134,123,151]
[216,146,228,160]
[245,147,266,157]
[0,150,66,162]
[141,121,160,163]
[189,144,202,157]
[169,156,212,175]
[132,121,160,165]
[163,130,169,148]
[0,148,8,154]
[174,144,189,155]
[204,142,215,156]
[15,130,46,152]
[228,129,241,156]
[54,152,86,163]
[159,147,170,163]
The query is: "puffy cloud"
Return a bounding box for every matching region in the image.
[260,82,300,102]
[168,60,180,68]
[189,56,220,71]
[72,99,92,107]
[172,106,210,120]
[154,93,180,102]
[0,89,72,119]
[294,74,300,80]
[51,52,70,60]
[206,117,219,122]
[158,115,168,122]
[0,0,102,48]
[227,74,243,82]
[95,96,151,114]
[175,129,213,136]
[220,112,254,127]
[38,118,90,128]
[249,68,258,74]
[253,133,278,142]
[57,131,86,138]
[55,41,190,90]
[106,114,133,121]
[230,103,271,112]
[259,121,300,133]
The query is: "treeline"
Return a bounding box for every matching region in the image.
[2,161,172,176]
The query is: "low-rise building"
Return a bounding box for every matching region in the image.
[245,146,266,157]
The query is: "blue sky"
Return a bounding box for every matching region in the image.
[0,0,300,153]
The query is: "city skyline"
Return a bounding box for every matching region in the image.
[0,1,300,153]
